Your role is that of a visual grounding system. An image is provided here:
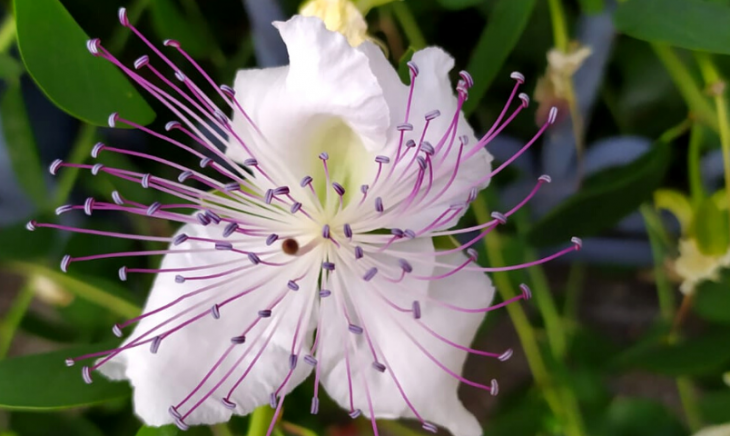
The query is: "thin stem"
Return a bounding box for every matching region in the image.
[7,262,140,319]
[52,124,97,208]
[688,123,706,206]
[652,44,718,131]
[547,0,569,52]
[640,204,675,321]
[0,14,17,54]
[677,377,703,432]
[391,2,426,50]
[696,53,730,236]
[472,196,585,436]
[0,282,34,359]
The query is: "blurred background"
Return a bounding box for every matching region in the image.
[1,0,730,435]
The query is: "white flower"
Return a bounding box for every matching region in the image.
[32,11,579,436]
[675,238,730,295]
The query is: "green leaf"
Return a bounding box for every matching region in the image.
[601,398,686,436]
[577,0,605,14]
[436,0,484,10]
[614,0,730,55]
[0,344,130,410]
[528,140,672,247]
[464,0,537,115]
[699,390,730,424]
[694,268,730,324]
[611,327,730,376]
[1,81,47,207]
[397,46,415,85]
[15,0,155,127]
[11,412,104,436]
[150,0,209,58]
[690,197,730,256]
[0,216,58,262]
[136,426,180,436]
[0,54,24,81]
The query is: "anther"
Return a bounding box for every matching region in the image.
[289,354,298,369]
[196,213,211,226]
[60,255,71,273]
[300,176,313,187]
[319,289,331,298]
[416,156,427,170]
[399,259,413,273]
[548,107,559,124]
[243,158,258,167]
[173,233,188,245]
[215,242,232,251]
[423,423,439,434]
[397,123,414,131]
[86,38,101,56]
[274,186,290,196]
[375,197,384,213]
[311,398,320,415]
[491,211,507,225]
[169,406,182,420]
[111,191,124,205]
[288,280,300,291]
[141,173,151,189]
[460,135,470,146]
[375,155,390,164]
[224,182,239,192]
[332,182,345,196]
[269,393,277,409]
[90,142,105,158]
[344,224,353,239]
[49,159,63,175]
[150,336,162,354]
[82,366,93,384]
[391,228,404,238]
[322,262,335,271]
[163,39,181,48]
[406,139,417,148]
[65,358,75,367]
[290,202,302,214]
[349,409,362,419]
[223,222,238,238]
[264,189,274,204]
[175,275,185,283]
[133,55,149,70]
[90,163,104,176]
[520,284,532,300]
[354,246,364,260]
[421,141,435,155]
[25,221,36,231]
[372,362,386,372]
[498,349,513,362]
[468,187,479,203]
[319,152,329,160]
[146,202,161,216]
[205,209,221,224]
[248,253,261,264]
[211,305,221,319]
[117,7,129,26]
[266,234,279,246]
[220,84,235,97]
[539,174,552,183]
[112,324,123,337]
[118,266,128,282]
[83,198,94,216]
[361,184,369,194]
[258,309,272,318]
[490,379,499,396]
[363,267,378,281]
[407,61,419,77]
[412,301,421,319]
[459,70,474,88]
[230,335,246,344]
[425,110,441,121]
[510,71,526,83]
[519,93,530,108]
[349,324,364,334]
[108,112,119,128]
[571,237,583,250]
[221,398,236,410]
[404,229,416,239]
[467,248,479,262]
[174,419,189,431]
[304,355,317,366]
[322,224,331,239]
[165,121,181,131]
[200,157,213,168]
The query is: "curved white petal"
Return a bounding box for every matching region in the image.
[319,248,493,436]
[99,222,317,426]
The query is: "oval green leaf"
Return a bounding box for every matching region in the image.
[614,0,730,55]
[15,0,155,127]
[0,343,130,410]
[528,140,671,247]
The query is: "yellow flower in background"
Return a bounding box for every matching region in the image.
[300,0,369,46]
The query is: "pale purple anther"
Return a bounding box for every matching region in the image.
[243,158,258,167]
[322,224,331,239]
[363,267,378,281]
[248,253,261,264]
[399,259,413,273]
[141,173,151,189]
[230,335,246,344]
[406,139,416,148]
[425,110,441,121]
[361,184,369,194]
[200,157,213,168]
[111,191,124,205]
[407,61,419,77]
[412,301,421,319]
[146,202,161,216]
[175,275,185,283]
[178,171,193,183]
[289,354,298,369]
[266,234,279,246]
[416,156,427,171]
[290,202,302,213]
[572,237,583,249]
[467,187,478,203]
[174,419,189,431]
[117,7,130,26]
[349,409,362,419]
[467,249,478,262]
[391,228,404,238]
[211,304,221,319]
[84,197,95,216]
[82,366,93,384]
[539,174,552,183]
[344,223,353,239]
[65,358,75,367]
[164,121,181,131]
[91,142,105,158]
[169,405,182,420]
[322,262,335,271]
[220,84,236,97]
[319,289,331,298]
[133,55,149,70]
[215,242,232,251]
[108,112,119,128]
[288,280,300,291]
[354,246,364,259]
[274,186,290,196]
[264,189,274,204]
[397,123,413,131]
[221,398,237,410]
[223,222,238,238]
[490,379,499,396]
[491,211,507,225]
[422,422,438,433]
[372,362,386,373]
[269,393,277,409]
[319,152,329,160]
[311,397,320,415]
[55,205,73,215]
[25,220,36,231]
[196,213,211,226]
[519,93,530,108]
[150,336,162,354]
[498,349,513,362]
[118,266,127,282]
[112,323,123,337]
[300,175,313,187]
[60,255,71,273]
[459,70,474,88]
[304,355,317,366]
[173,233,188,245]
[174,70,187,82]
[520,284,532,300]
[224,182,239,192]
[332,182,345,196]
[258,309,272,318]
[375,155,390,164]
[348,324,363,334]
[90,163,104,176]
[510,71,525,83]
[375,197,384,212]
[86,38,101,56]
[404,229,416,239]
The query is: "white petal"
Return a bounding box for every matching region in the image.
[98,222,317,426]
[319,248,494,436]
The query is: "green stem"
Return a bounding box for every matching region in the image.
[52,124,97,208]
[211,423,235,436]
[246,406,275,436]
[640,204,675,321]
[677,377,703,432]
[7,262,140,319]
[695,53,730,236]
[472,196,584,436]
[652,44,718,131]
[688,123,706,207]
[546,0,569,51]
[392,2,426,50]
[0,14,17,54]
[563,263,585,326]
[0,282,34,359]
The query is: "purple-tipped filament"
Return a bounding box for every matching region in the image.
[34,10,583,435]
